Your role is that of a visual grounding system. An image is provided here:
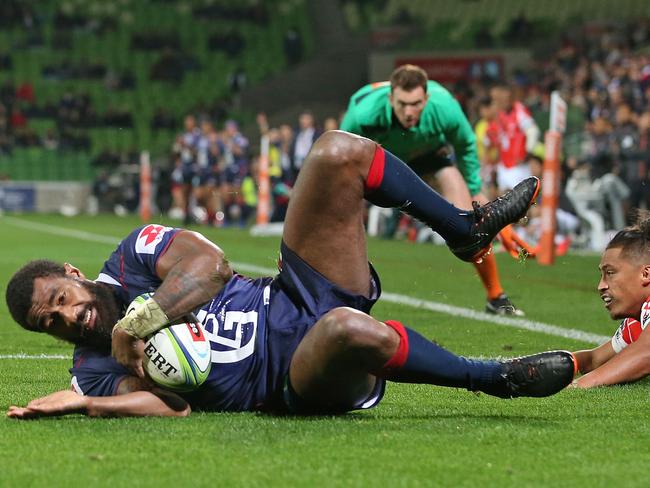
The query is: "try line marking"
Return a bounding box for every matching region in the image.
[2,216,609,357]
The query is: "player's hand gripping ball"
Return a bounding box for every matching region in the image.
[126,294,211,392]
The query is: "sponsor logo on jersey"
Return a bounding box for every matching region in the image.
[135,224,171,255]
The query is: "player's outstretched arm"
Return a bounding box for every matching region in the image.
[572,341,616,375]
[573,332,650,388]
[7,378,190,419]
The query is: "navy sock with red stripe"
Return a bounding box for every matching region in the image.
[365,146,472,244]
[378,321,502,391]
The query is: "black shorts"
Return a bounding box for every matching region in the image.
[407,146,455,180]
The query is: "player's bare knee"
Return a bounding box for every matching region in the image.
[321,307,388,351]
[308,131,374,174]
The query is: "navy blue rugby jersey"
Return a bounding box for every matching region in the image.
[70,224,275,411]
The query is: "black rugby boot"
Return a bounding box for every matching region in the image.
[483,350,576,399]
[449,176,541,263]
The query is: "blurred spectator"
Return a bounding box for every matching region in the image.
[194,118,224,226]
[41,129,59,150]
[239,159,259,227]
[219,119,250,225]
[474,95,499,200]
[289,110,321,182]
[283,26,303,66]
[169,114,201,222]
[323,117,339,132]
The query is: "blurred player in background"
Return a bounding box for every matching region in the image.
[5,130,574,419]
[340,64,527,316]
[487,81,541,193]
[572,211,650,388]
[474,95,499,201]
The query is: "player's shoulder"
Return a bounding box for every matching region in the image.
[424,81,461,116]
[426,80,456,100]
[349,82,390,111]
[123,224,180,255]
[640,295,650,327]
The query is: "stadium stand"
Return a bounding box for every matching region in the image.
[0,0,312,182]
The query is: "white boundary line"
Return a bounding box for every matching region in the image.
[2,217,609,349]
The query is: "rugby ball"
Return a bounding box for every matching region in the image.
[126,294,212,392]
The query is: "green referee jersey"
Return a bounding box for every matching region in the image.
[340,80,481,195]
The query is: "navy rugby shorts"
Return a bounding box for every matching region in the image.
[264,241,386,414]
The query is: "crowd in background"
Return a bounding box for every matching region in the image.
[475,20,650,249]
[166,109,339,227]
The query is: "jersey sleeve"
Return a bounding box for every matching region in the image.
[514,102,535,131]
[100,225,182,287]
[340,101,362,134]
[437,102,482,195]
[70,347,130,397]
[611,318,645,353]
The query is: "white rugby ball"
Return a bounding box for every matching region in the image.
[127,294,212,392]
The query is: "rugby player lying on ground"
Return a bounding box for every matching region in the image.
[572,211,650,388]
[6,130,575,419]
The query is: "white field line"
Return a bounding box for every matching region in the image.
[0,354,70,360]
[2,217,609,348]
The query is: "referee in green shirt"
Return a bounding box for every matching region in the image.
[340,64,523,316]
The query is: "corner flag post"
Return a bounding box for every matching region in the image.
[256,135,271,225]
[538,91,567,265]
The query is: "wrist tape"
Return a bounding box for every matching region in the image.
[113,297,169,339]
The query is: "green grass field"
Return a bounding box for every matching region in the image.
[1,213,649,487]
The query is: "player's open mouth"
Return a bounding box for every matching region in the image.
[82,307,96,331]
[601,295,612,308]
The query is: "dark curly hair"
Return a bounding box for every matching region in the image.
[5,260,66,331]
[607,209,650,261]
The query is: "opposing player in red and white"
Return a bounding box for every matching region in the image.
[487,82,541,193]
[572,211,650,387]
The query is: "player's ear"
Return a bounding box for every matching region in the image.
[63,263,86,280]
[641,264,650,286]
